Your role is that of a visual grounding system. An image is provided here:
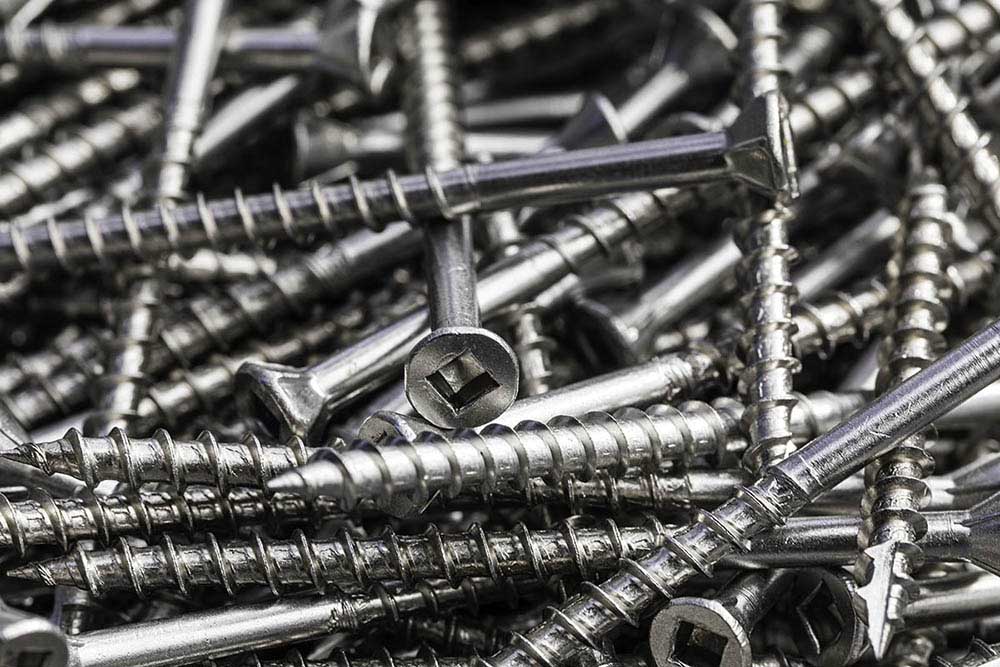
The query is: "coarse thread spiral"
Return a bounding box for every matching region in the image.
[734,0,788,101]
[786,65,878,147]
[923,0,1000,55]
[889,630,943,667]
[0,94,160,216]
[84,277,164,437]
[137,317,349,433]
[273,393,744,510]
[458,0,618,67]
[0,486,343,556]
[483,462,810,667]
[390,618,511,655]
[856,0,1000,232]
[11,516,674,597]
[932,640,1000,667]
[737,205,801,472]
[401,0,464,173]
[854,176,956,655]
[5,427,321,493]
[793,278,889,359]
[238,648,648,667]
[0,68,141,160]
[0,325,102,395]
[732,0,800,473]
[503,303,556,397]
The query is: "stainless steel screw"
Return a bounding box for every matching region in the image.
[234,190,688,441]
[63,578,522,667]
[83,278,163,437]
[0,96,160,216]
[476,314,1000,667]
[0,486,343,555]
[0,107,791,275]
[649,570,795,667]
[856,0,1000,232]
[6,428,323,493]
[854,171,959,657]
[0,68,140,161]
[154,0,228,200]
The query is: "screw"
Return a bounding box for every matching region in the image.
[83,277,164,437]
[0,598,69,667]
[458,436,997,517]
[0,68,140,161]
[397,0,519,430]
[478,313,1000,667]
[0,224,420,429]
[265,388,848,513]
[294,121,549,179]
[64,578,527,667]
[134,317,349,434]
[4,428,323,493]
[0,397,84,498]
[152,0,228,200]
[853,171,959,657]
[160,248,278,283]
[234,190,687,441]
[0,100,792,275]
[570,106,902,366]
[0,486,344,556]
[0,95,160,216]
[856,0,1000,232]
[648,569,796,667]
[933,640,1000,667]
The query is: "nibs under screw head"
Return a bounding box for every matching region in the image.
[404,326,519,429]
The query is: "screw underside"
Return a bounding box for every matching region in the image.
[6,2,1000,667]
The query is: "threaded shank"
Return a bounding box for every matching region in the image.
[858,0,1000,231]
[290,395,744,510]
[0,95,159,216]
[16,517,674,597]
[9,428,320,492]
[0,487,341,556]
[84,278,163,436]
[737,205,801,471]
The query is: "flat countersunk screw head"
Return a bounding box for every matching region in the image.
[405,327,518,428]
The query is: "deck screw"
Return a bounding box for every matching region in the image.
[475,314,1000,667]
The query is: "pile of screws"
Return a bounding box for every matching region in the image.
[9,0,1000,666]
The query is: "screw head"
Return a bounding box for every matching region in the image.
[405,326,519,429]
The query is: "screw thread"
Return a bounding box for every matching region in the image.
[8,427,320,492]
[139,317,350,432]
[737,206,801,472]
[284,376,743,510]
[0,486,342,556]
[503,304,556,397]
[391,618,511,655]
[858,0,1000,231]
[159,223,417,368]
[932,640,1000,667]
[484,468,808,667]
[889,630,943,667]
[0,94,160,216]
[923,0,1000,59]
[855,177,955,648]
[459,0,619,67]
[402,0,464,172]
[15,515,674,597]
[0,325,102,395]
[0,68,140,160]
[787,65,878,146]
[84,277,164,437]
